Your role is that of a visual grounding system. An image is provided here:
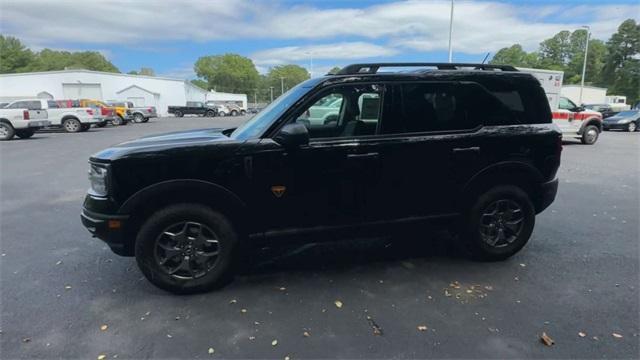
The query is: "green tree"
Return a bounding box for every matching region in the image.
[194,54,259,94]
[128,67,155,76]
[265,64,310,96]
[190,79,209,90]
[489,44,538,67]
[603,19,640,103]
[538,30,573,70]
[25,49,119,72]
[328,66,342,75]
[0,35,34,73]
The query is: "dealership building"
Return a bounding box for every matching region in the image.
[0,70,247,115]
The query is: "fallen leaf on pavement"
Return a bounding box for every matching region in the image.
[98,355,106,360]
[22,337,31,343]
[612,333,623,338]
[366,315,383,335]
[249,336,255,340]
[241,309,247,313]
[417,325,428,331]
[540,332,554,346]
[272,339,278,346]
[578,332,586,337]
[64,285,72,290]
[100,325,108,331]
[208,347,215,355]
[303,331,310,337]
[279,287,286,291]
[334,300,343,308]
[229,299,237,304]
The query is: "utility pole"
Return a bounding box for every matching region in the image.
[447,0,454,63]
[280,77,285,95]
[269,87,274,102]
[254,90,257,106]
[579,25,591,105]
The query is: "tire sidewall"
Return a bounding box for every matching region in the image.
[16,129,35,138]
[463,185,535,261]
[63,118,81,132]
[134,113,144,123]
[206,110,215,117]
[582,125,599,144]
[135,204,238,294]
[0,122,15,140]
[628,122,636,132]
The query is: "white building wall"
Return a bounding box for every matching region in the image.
[561,85,607,105]
[0,70,201,115]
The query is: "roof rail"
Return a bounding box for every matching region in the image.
[336,63,518,75]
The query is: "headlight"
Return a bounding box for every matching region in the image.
[617,119,631,124]
[88,163,109,196]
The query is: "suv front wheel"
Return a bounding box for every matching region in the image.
[460,185,535,261]
[135,203,237,294]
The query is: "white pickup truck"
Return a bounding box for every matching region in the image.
[4,99,101,133]
[0,108,51,141]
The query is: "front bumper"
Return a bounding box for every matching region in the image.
[535,178,559,214]
[81,207,131,256]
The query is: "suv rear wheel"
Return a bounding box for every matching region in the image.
[205,110,216,117]
[135,203,238,294]
[133,113,145,123]
[460,185,535,261]
[581,125,599,145]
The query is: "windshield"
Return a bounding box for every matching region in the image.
[231,78,322,140]
[616,110,639,117]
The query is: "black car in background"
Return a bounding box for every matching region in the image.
[584,104,618,119]
[168,101,218,117]
[81,63,561,294]
[602,110,640,132]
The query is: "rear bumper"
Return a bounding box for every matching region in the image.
[81,207,131,256]
[536,178,559,214]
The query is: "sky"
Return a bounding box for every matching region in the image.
[1,0,638,79]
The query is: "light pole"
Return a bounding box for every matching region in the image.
[579,25,590,105]
[447,0,454,63]
[305,51,314,77]
[269,86,274,102]
[280,77,285,95]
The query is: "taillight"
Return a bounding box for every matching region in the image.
[86,109,94,115]
[147,107,153,112]
[101,107,109,116]
[23,110,30,120]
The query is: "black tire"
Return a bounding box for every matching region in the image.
[240,110,246,116]
[62,118,82,133]
[80,124,90,132]
[0,122,16,141]
[459,185,535,261]
[133,113,145,123]
[230,110,238,116]
[205,110,216,117]
[112,116,124,126]
[96,121,107,128]
[626,121,637,132]
[174,111,183,118]
[142,118,149,123]
[135,203,238,294]
[16,129,35,139]
[580,125,599,145]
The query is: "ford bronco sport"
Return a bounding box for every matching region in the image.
[81,63,561,294]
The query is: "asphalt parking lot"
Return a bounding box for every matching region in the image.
[1,117,638,359]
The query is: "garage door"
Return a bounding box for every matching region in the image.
[62,83,103,99]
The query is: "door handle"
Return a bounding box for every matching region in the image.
[452,147,480,153]
[347,152,379,159]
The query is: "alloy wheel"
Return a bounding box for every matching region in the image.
[628,122,637,132]
[154,221,221,279]
[479,199,524,248]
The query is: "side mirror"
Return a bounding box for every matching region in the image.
[274,123,309,148]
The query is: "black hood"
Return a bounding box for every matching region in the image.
[91,128,237,162]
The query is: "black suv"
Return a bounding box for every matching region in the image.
[81,63,561,294]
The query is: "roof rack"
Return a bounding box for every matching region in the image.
[336,63,518,75]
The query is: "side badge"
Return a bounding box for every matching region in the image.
[271,185,286,198]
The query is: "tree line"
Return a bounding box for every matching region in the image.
[490,19,639,104]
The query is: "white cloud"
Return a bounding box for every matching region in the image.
[251,42,398,66]
[1,0,638,59]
